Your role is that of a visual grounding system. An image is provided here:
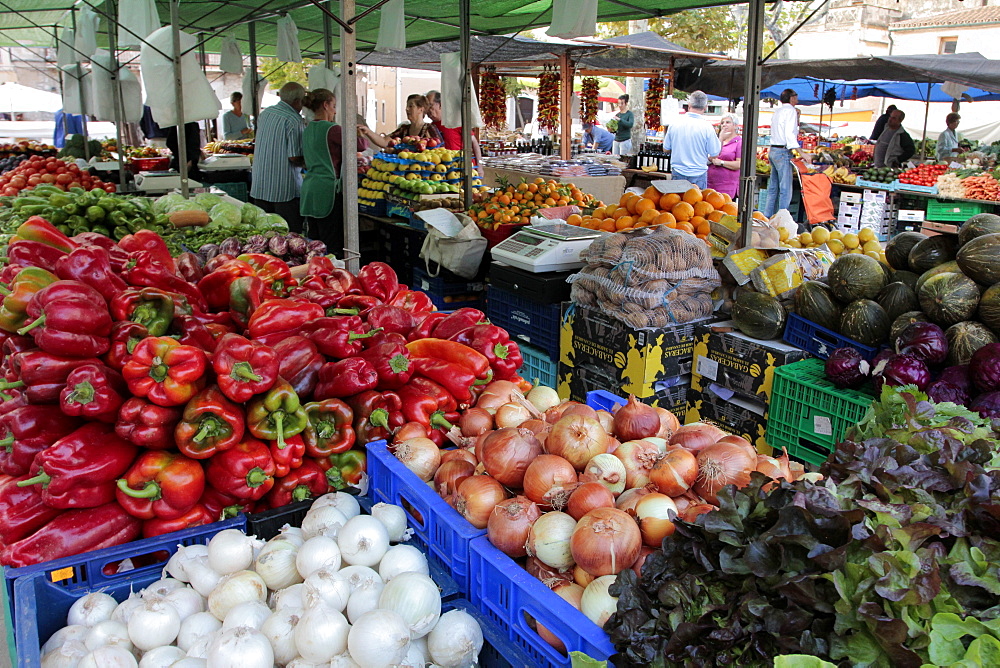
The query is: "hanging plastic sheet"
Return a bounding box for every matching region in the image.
[60,64,93,116]
[89,50,144,123]
[74,5,100,58]
[117,0,161,49]
[242,69,268,112]
[140,26,222,127]
[56,28,76,68]
[440,51,483,129]
[276,15,302,63]
[220,35,244,75]
[375,0,406,53]
[546,0,597,39]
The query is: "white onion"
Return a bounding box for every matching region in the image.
[41,624,87,655]
[208,529,263,575]
[270,583,306,612]
[371,503,411,543]
[142,577,184,599]
[208,570,267,620]
[347,609,411,668]
[301,505,348,539]
[339,565,383,593]
[338,515,390,567]
[78,646,137,668]
[378,544,429,582]
[67,592,117,627]
[261,608,301,666]
[294,601,349,663]
[378,571,441,638]
[83,619,133,652]
[581,575,618,628]
[165,544,208,583]
[185,556,223,598]
[207,626,274,668]
[111,593,144,625]
[176,611,221,652]
[41,639,88,668]
[346,585,383,623]
[399,641,427,667]
[295,535,342,579]
[127,598,180,651]
[161,586,205,621]
[255,541,303,591]
[427,609,485,668]
[527,386,560,412]
[222,600,272,630]
[184,634,212,659]
[137,645,186,668]
[526,511,577,571]
[311,492,361,519]
[275,525,306,547]
[328,653,362,668]
[286,660,327,668]
[303,567,351,612]
[172,659,206,668]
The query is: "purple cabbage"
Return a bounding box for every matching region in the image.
[925,380,970,406]
[969,342,1000,393]
[970,391,1000,418]
[287,234,308,256]
[871,348,894,369]
[825,347,870,389]
[895,322,948,365]
[938,365,973,394]
[873,353,931,394]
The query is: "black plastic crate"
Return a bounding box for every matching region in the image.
[486,285,561,359]
[489,263,572,304]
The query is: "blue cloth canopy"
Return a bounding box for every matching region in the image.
[759,77,1000,105]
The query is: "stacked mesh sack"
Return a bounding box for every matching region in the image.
[569,226,721,329]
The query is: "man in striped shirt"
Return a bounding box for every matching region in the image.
[250,82,307,232]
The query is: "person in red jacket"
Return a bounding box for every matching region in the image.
[426,89,484,173]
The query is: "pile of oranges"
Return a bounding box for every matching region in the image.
[566,186,738,242]
[469,177,601,230]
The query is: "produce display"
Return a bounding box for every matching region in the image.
[36,495,486,667]
[203,140,254,155]
[568,187,736,240]
[469,178,600,229]
[0,154,116,197]
[360,148,482,209]
[781,224,885,260]
[858,166,904,184]
[898,162,949,187]
[57,134,104,161]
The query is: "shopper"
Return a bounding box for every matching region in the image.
[661,91,721,190]
[361,94,443,148]
[764,88,800,217]
[300,89,368,255]
[874,108,915,168]
[936,112,965,162]
[582,122,614,153]
[612,94,634,156]
[425,90,483,165]
[250,82,307,233]
[165,121,204,182]
[707,113,742,199]
[222,92,252,141]
[870,104,897,142]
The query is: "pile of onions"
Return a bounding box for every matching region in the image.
[613,440,661,489]
[649,447,698,497]
[612,395,661,441]
[546,415,610,470]
[391,437,441,481]
[455,475,508,529]
[523,455,578,510]
[694,442,756,504]
[569,508,641,577]
[479,428,542,487]
[669,422,728,453]
[487,496,541,558]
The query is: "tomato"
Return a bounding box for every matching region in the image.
[40,173,56,184]
[26,176,41,187]
[9,177,25,189]
[104,184,116,193]
[68,182,81,190]
[2,187,17,196]
[55,173,73,185]
[22,168,36,176]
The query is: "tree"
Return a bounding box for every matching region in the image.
[598,9,739,55]
[259,58,324,89]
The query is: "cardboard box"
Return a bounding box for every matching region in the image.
[838,203,862,216]
[557,363,689,414]
[559,304,709,398]
[686,386,770,454]
[922,221,960,236]
[840,192,862,205]
[690,320,811,402]
[863,189,889,203]
[898,209,926,222]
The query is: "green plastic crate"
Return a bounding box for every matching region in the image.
[765,359,873,467]
[925,199,992,222]
[213,181,249,202]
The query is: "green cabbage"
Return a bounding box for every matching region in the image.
[194,193,223,210]
[154,193,185,214]
[241,202,266,225]
[209,202,242,227]
[261,213,289,232]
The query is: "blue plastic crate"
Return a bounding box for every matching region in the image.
[782,312,880,361]
[519,342,557,388]
[855,178,895,191]
[486,285,561,359]
[893,181,937,195]
[366,440,486,597]
[586,388,627,412]
[359,199,387,216]
[413,266,485,297]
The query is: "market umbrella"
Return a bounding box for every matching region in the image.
[0,82,63,114]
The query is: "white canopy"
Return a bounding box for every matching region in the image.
[0,82,63,114]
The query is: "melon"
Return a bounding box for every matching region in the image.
[884,231,926,271]
[793,281,841,332]
[877,282,919,322]
[958,213,1000,247]
[890,311,929,341]
[839,299,890,347]
[978,283,1000,335]
[732,292,786,340]
[918,272,980,327]
[956,233,1000,286]
[890,270,919,292]
[915,260,961,294]
[826,254,887,304]
[946,321,998,366]
[908,235,957,273]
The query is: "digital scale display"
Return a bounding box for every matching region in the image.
[490,223,609,273]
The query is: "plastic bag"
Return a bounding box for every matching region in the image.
[440,51,483,129]
[140,26,222,127]
[308,64,340,93]
[546,0,598,39]
[117,0,161,48]
[60,64,93,116]
[276,15,302,63]
[74,5,100,59]
[375,0,406,53]
[419,212,486,279]
[242,69,268,113]
[219,35,243,75]
[89,51,143,123]
[56,28,76,68]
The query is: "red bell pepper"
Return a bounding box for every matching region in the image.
[115,397,182,450]
[396,384,455,432]
[212,333,279,403]
[174,385,245,459]
[247,299,325,347]
[305,316,380,359]
[316,450,366,491]
[325,268,363,295]
[1,333,34,360]
[366,305,417,337]
[18,280,112,357]
[451,324,523,381]
[0,502,142,568]
[302,399,355,457]
[406,338,491,379]
[411,357,478,405]
[363,330,408,350]
[431,308,488,340]
[348,391,404,445]
[171,314,218,353]
[229,275,266,330]
[0,473,63,544]
[0,405,81,476]
[6,240,68,273]
[290,287,352,312]
[304,255,336,279]
[205,437,276,501]
[104,321,150,372]
[0,389,26,415]
[236,253,296,297]
[409,312,450,341]
[336,294,380,317]
[357,262,399,301]
[10,217,77,253]
[72,232,130,272]
[388,289,435,314]
[265,459,328,508]
[18,423,138,509]
[5,351,105,404]
[54,246,127,302]
[123,251,207,313]
[200,486,253,519]
[59,363,127,423]
[123,336,208,407]
[273,336,324,399]
[269,433,306,478]
[314,358,378,399]
[110,287,175,337]
[0,267,58,333]
[197,260,255,312]
[119,229,176,273]
[407,376,459,413]
[175,252,206,284]
[142,503,214,538]
[116,450,206,520]
[205,254,236,272]
[359,342,413,390]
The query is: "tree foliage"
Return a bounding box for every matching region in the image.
[259,58,324,89]
[598,9,739,55]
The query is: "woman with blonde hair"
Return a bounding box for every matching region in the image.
[361,94,443,148]
[707,113,742,199]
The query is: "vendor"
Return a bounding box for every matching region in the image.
[936,112,965,162]
[612,94,635,156]
[582,122,614,153]
[222,92,252,141]
[874,108,915,168]
[165,121,205,181]
[707,113,742,199]
[360,94,443,148]
[426,89,484,171]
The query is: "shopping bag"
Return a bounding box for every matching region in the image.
[117,0,161,48]
[419,211,487,280]
[74,5,100,58]
[60,64,93,116]
[220,35,243,75]
[56,28,76,68]
[308,64,340,93]
[89,51,143,123]
[276,15,302,63]
[547,0,597,39]
[375,0,406,53]
[440,51,483,129]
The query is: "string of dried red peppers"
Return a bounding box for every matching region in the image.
[580,77,599,125]
[538,69,561,133]
[646,76,665,131]
[479,70,505,130]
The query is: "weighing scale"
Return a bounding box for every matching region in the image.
[133,172,203,193]
[201,154,252,170]
[490,223,608,273]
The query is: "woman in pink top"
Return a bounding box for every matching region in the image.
[707,114,742,199]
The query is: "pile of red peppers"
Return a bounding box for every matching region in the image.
[0,216,528,568]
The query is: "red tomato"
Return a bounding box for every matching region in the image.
[9,177,25,189]
[26,176,41,186]
[103,184,116,193]
[68,182,81,190]
[40,173,56,184]
[2,187,18,196]
[55,173,73,185]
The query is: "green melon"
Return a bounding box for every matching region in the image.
[890,270,919,292]
[918,272,980,327]
[793,281,841,332]
[890,311,929,341]
[884,231,926,271]
[877,282,919,322]
[978,283,1000,335]
[956,233,1000,286]
[946,321,998,366]
[826,254,887,304]
[732,292,786,340]
[915,260,961,294]
[839,299,890,347]
[908,235,957,273]
[958,213,1000,247]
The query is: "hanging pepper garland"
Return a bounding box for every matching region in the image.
[479,69,505,130]
[645,76,666,131]
[538,68,561,133]
[580,77,599,125]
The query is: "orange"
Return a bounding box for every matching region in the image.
[612,207,631,220]
[599,220,618,233]
[696,220,712,236]
[634,221,649,228]
[722,202,738,216]
[592,206,607,219]
[603,218,617,228]
[659,193,681,211]
[693,201,714,218]
[676,221,695,234]
[619,193,633,206]
[690,215,707,229]
[654,212,676,226]
[643,186,660,201]
[566,214,583,226]
[682,188,703,205]
[752,210,768,222]
[581,218,600,229]
[705,191,726,210]
[527,183,538,193]
[616,216,634,230]
[722,193,733,204]
[634,198,656,215]
[671,201,695,221]
[638,209,658,224]
[626,196,641,215]
[707,210,724,223]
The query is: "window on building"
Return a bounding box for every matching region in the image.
[940,37,958,54]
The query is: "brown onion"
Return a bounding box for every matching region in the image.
[634,493,677,547]
[756,454,784,480]
[694,443,755,504]
[566,482,615,521]
[654,407,680,438]
[573,564,595,588]
[455,475,508,529]
[669,423,728,453]
[543,402,579,424]
[391,437,441,482]
[487,496,541,558]
[546,415,609,471]
[459,408,494,437]
[473,432,492,463]
[613,395,660,441]
[613,440,660,488]
[595,410,614,433]
[570,508,641,577]
[680,503,716,522]
[526,511,577,571]
[519,419,549,435]
[523,454,578,510]
[631,545,656,577]
[480,427,542,488]
[526,557,571,583]
[476,381,518,413]
[495,402,533,429]
[394,422,428,442]
[434,459,476,497]
[537,581,585,653]
[560,404,598,421]
[605,436,620,454]
[583,454,626,496]
[649,448,698,497]
[441,448,477,467]
[615,487,651,513]
[643,437,669,454]
[788,460,806,481]
[717,434,757,460]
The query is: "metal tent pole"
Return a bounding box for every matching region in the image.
[70,9,91,161]
[920,81,931,161]
[171,1,190,198]
[342,0,360,272]
[739,0,765,247]
[199,40,215,142]
[107,0,129,192]
[460,0,473,210]
[249,23,260,123]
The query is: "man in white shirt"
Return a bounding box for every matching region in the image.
[662,90,721,189]
[764,89,800,217]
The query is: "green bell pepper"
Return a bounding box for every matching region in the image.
[246,378,308,448]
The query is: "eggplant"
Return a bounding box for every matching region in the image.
[219,237,242,256]
[307,240,327,254]
[287,234,308,256]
